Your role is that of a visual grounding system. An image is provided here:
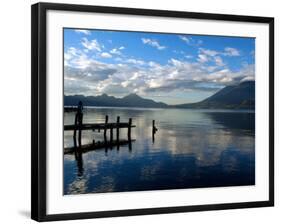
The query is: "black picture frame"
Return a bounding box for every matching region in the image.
[31,2,274,222]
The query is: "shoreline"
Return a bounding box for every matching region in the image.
[64,105,255,113]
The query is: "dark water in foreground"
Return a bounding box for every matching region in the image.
[64,107,255,195]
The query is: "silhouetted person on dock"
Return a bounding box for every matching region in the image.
[77,101,84,125]
[74,101,84,147]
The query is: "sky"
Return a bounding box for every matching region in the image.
[64,28,255,105]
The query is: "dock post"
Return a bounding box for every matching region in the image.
[78,128,82,147]
[73,136,77,148]
[73,114,78,146]
[78,113,83,147]
[128,118,132,141]
[104,115,108,142]
[152,120,157,143]
[116,116,120,143]
[110,126,113,143]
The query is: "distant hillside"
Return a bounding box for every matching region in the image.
[175,81,255,109]
[64,93,168,108]
[65,81,255,110]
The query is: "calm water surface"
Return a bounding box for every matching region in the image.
[64,107,255,195]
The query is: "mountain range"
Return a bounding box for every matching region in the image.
[64,81,255,110]
[175,81,255,109]
[64,93,167,108]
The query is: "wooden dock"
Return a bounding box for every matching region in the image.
[64,122,136,131]
[64,114,135,152]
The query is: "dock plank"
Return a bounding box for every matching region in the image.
[64,123,136,131]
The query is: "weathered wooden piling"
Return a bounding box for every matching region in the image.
[73,112,83,147]
[152,120,157,133]
[73,114,77,140]
[78,123,82,147]
[67,114,135,151]
[152,120,158,143]
[116,116,120,142]
[110,127,113,143]
[116,116,121,151]
[73,136,77,148]
[128,118,132,140]
[104,115,108,141]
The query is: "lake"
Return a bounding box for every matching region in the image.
[64,107,255,195]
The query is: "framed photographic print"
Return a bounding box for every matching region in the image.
[31,2,274,222]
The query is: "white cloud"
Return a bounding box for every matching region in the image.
[240,76,255,82]
[110,48,121,55]
[148,61,160,67]
[141,38,166,50]
[197,48,225,67]
[64,45,254,97]
[200,48,219,57]
[100,52,112,58]
[126,58,145,65]
[169,58,182,67]
[178,35,191,44]
[214,56,224,66]
[64,47,92,69]
[197,54,209,63]
[75,29,91,35]
[178,35,203,46]
[196,47,240,67]
[223,47,240,56]
[64,47,78,65]
[81,38,102,52]
[109,46,125,56]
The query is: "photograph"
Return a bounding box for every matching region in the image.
[63,28,255,195]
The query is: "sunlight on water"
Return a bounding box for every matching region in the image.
[64,107,255,195]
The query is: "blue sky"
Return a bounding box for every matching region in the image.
[64,28,255,104]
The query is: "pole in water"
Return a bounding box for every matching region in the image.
[78,128,82,147]
[77,101,84,148]
[116,116,120,143]
[73,136,77,149]
[73,113,78,147]
[78,113,83,147]
[152,120,158,143]
[104,115,108,142]
[116,116,120,151]
[128,118,132,141]
[110,127,113,144]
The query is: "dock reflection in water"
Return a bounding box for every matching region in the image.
[64,107,255,195]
